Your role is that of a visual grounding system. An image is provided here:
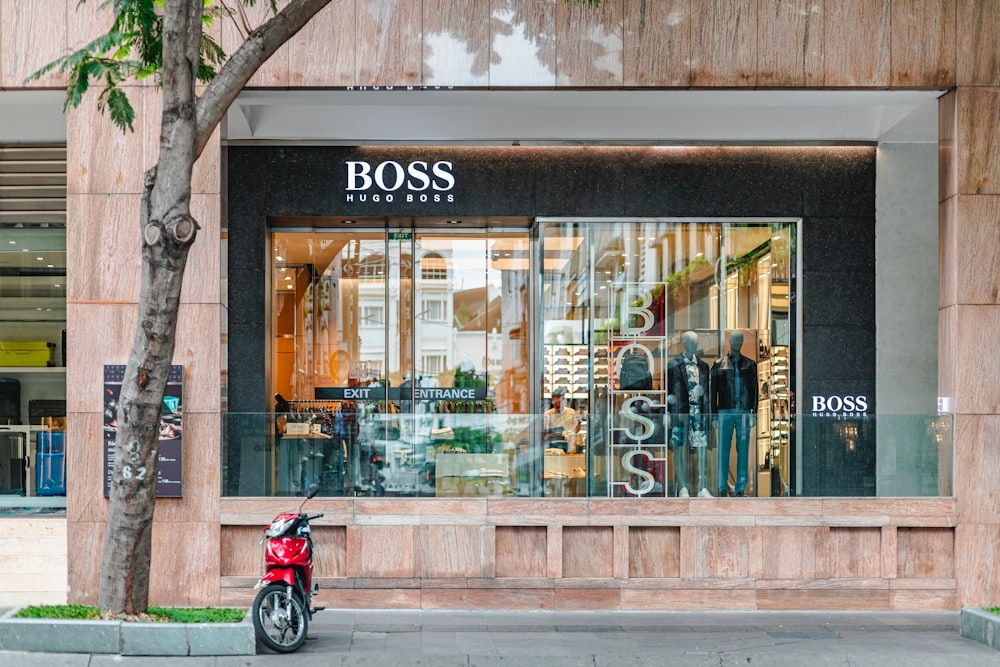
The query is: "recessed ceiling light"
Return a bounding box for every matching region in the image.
[342,220,355,225]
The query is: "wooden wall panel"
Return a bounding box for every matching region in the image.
[690,0,757,86]
[629,527,681,578]
[489,0,557,87]
[563,526,613,578]
[890,0,955,87]
[423,0,490,86]
[287,0,355,87]
[897,528,954,578]
[623,0,690,87]
[495,526,547,578]
[939,91,958,202]
[555,0,624,86]
[822,0,890,86]
[357,0,421,86]
[955,524,1000,607]
[757,0,824,87]
[957,0,1000,86]
[946,196,1000,306]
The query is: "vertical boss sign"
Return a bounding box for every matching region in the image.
[616,284,665,496]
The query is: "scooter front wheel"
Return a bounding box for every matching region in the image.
[252,583,308,653]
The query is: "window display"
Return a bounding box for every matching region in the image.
[254,219,797,498]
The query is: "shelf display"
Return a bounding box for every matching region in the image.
[541,344,589,400]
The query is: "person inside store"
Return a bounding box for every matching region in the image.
[666,330,711,498]
[544,387,579,452]
[711,329,758,497]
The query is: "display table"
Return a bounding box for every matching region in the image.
[543,453,586,497]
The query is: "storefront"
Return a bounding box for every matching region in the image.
[224,145,944,503]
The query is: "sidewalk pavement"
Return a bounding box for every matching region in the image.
[2,608,998,666]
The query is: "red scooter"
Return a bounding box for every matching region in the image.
[252,483,324,653]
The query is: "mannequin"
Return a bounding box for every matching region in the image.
[666,331,711,498]
[711,330,758,497]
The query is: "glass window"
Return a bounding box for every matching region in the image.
[242,217,950,499]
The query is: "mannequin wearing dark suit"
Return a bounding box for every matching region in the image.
[711,330,758,497]
[666,331,711,498]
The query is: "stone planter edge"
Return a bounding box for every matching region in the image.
[0,607,255,656]
[959,606,1000,651]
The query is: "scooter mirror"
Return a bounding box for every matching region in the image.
[305,482,321,499]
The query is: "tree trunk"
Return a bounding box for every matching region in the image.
[95,0,334,613]
[97,0,203,613]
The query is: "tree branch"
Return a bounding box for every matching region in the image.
[193,0,332,157]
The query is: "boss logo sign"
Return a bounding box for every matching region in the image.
[345,160,456,203]
[811,395,869,416]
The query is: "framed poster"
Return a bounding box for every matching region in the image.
[103,364,183,497]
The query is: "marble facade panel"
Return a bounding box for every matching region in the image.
[66,194,141,303]
[287,0,355,87]
[956,87,1000,195]
[356,0,421,85]
[149,520,221,606]
[628,526,680,578]
[359,525,416,578]
[760,527,821,579]
[693,527,750,579]
[828,527,881,578]
[955,523,1000,606]
[218,2,289,87]
[64,302,136,413]
[0,0,66,88]
[562,526,613,579]
[66,86,146,195]
[690,0,756,86]
[220,525,260,577]
[489,0,556,87]
[623,0,689,87]
[419,525,488,578]
[947,195,1000,306]
[954,308,1000,415]
[554,0,623,86]
[956,0,1000,86]
[621,588,756,610]
[889,0,955,87]
[953,415,1000,525]
[494,526,546,578]
[821,0,890,86]
[423,0,490,87]
[896,527,955,578]
[66,519,104,604]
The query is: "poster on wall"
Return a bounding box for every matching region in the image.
[103,364,183,498]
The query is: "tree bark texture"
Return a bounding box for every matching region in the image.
[97,0,333,613]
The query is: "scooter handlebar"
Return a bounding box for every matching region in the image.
[306,513,324,521]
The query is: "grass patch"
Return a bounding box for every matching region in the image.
[14,604,246,623]
[987,606,1000,615]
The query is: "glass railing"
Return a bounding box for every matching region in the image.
[222,412,954,499]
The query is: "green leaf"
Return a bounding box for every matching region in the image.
[100,86,136,133]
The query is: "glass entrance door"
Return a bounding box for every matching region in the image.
[270,220,530,497]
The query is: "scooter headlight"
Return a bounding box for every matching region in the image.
[264,515,295,538]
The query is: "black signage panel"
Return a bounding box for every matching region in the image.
[103,364,183,498]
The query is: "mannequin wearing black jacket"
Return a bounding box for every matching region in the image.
[666,331,711,498]
[710,330,757,497]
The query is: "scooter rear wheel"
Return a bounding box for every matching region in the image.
[252,583,309,653]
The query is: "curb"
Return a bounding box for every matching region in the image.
[0,607,255,656]
[960,607,1000,651]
